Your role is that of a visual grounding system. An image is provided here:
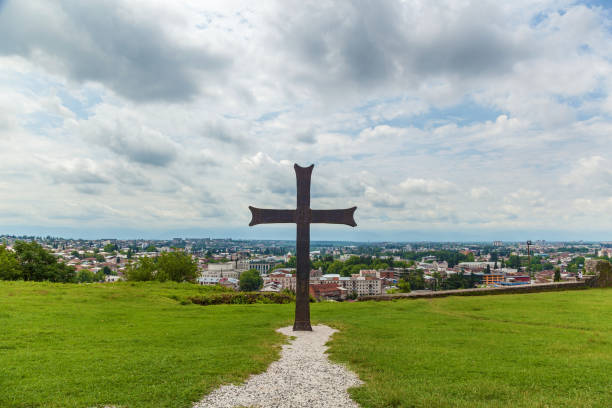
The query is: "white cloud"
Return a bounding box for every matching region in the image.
[1,0,612,238]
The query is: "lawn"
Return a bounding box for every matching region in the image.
[1,282,611,407]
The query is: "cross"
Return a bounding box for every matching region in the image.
[249,163,357,331]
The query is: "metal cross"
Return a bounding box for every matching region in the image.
[248,163,357,331]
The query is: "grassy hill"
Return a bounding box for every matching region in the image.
[1,282,611,407]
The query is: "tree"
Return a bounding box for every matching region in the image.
[156,251,197,283]
[398,279,411,293]
[95,254,105,263]
[103,243,117,252]
[0,245,21,280]
[239,269,263,291]
[12,241,75,282]
[486,264,491,274]
[326,260,344,275]
[124,252,197,283]
[76,269,94,283]
[124,257,157,281]
[554,267,561,282]
[507,255,521,269]
[94,270,106,282]
[145,245,157,252]
[406,270,426,290]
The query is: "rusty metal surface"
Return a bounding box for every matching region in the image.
[248,207,357,227]
[248,163,357,331]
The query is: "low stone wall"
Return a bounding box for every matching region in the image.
[359,278,598,302]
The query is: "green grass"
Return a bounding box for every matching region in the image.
[1,282,611,407]
[317,290,612,408]
[0,281,292,408]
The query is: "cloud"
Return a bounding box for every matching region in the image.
[2,1,612,238]
[399,178,455,195]
[77,111,178,167]
[0,0,231,102]
[270,0,534,100]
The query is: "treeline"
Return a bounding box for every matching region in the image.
[124,252,197,283]
[274,251,477,277]
[316,255,412,277]
[399,250,475,267]
[505,255,554,271]
[0,241,76,282]
[397,270,482,293]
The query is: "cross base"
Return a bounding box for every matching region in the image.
[293,320,313,331]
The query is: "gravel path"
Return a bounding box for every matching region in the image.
[194,325,362,408]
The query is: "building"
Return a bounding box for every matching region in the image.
[197,276,221,285]
[237,259,278,274]
[202,262,239,279]
[483,273,505,285]
[319,274,383,296]
[219,277,239,290]
[309,283,346,301]
[264,270,296,291]
[260,282,282,292]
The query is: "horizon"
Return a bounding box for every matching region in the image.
[1,227,610,244]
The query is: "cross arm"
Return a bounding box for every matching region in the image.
[311,207,357,227]
[248,206,296,226]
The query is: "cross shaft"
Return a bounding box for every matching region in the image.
[248,163,357,331]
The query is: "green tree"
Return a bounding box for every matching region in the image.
[398,279,411,293]
[554,267,561,282]
[406,270,426,290]
[76,269,94,283]
[124,257,157,281]
[93,270,106,282]
[326,260,344,275]
[0,245,22,280]
[145,245,157,252]
[239,269,263,291]
[156,251,197,283]
[95,254,105,263]
[13,241,75,282]
[508,255,521,269]
[103,243,117,252]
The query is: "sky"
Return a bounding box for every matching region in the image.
[1,0,612,241]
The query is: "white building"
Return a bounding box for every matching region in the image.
[318,274,383,296]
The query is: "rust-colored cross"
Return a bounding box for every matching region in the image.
[249,164,357,331]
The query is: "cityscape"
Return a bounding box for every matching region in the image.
[2,234,608,300]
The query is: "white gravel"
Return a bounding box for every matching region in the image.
[194,325,362,408]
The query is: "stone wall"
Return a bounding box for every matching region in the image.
[594,260,612,287]
[359,279,596,302]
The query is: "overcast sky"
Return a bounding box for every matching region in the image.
[1,0,612,241]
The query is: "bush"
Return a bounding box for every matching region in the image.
[189,292,294,305]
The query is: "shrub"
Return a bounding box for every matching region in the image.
[189,292,294,306]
